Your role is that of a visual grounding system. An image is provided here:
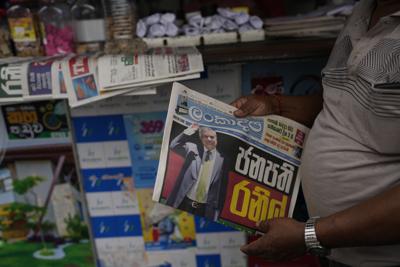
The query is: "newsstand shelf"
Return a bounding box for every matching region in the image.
[3,144,74,165]
[199,38,336,64]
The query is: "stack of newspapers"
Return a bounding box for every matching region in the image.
[0,47,203,108]
[265,4,354,38]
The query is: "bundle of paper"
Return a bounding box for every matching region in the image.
[265,16,346,38]
[98,47,204,92]
[0,47,204,108]
[0,56,155,107]
[264,4,354,38]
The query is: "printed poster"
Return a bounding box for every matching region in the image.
[137,189,196,250]
[1,100,69,140]
[242,59,326,96]
[124,112,167,188]
[137,188,196,250]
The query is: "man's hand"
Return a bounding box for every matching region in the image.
[240,218,307,262]
[231,95,275,118]
[183,123,199,135]
[232,93,324,127]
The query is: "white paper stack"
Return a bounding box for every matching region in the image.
[98,47,204,92]
[265,4,354,38]
[0,47,204,108]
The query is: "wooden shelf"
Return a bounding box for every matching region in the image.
[3,144,75,165]
[199,38,336,64]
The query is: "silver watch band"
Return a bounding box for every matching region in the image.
[304,216,330,256]
[304,216,323,249]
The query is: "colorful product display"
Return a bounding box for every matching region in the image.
[71,0,106,54]
[103,0,137,40]
[103,0,143,53]
[2,2,270,56]
[1,100,68,140]
[0,9,13,57]
[6,3,42,56]
[38,1,75,56]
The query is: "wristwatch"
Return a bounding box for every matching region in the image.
[304,217,331,257]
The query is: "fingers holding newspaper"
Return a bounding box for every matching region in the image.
[231,93,311,262]
[231,94,278,117]
[240,218,307,261]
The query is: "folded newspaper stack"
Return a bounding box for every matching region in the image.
[98,47,203,92]
[265,4,354,38]
[153,82,309,233]
[265,16,346,38]
[0,47,203,108]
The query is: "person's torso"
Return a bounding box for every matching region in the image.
[300,1,400,265]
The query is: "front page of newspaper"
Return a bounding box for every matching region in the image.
[21,57,60,100]
[62,55,138,108]
[51,58,70,99]
[0,59,30,103]
[153,82,309,233]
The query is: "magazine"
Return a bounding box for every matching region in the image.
[153,82,309,233]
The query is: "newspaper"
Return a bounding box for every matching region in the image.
[0,59,29,103]
[0,47,203,107]
[62,55,144,108]
[98,47,204,91]
[101,73,201,92]
[125,87,157,96]
[51,58,70,99]
[21,56,62,100]
[153,83,309,233]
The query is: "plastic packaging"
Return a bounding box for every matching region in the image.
[180,8,263,37]
[38,0,75,56]
[138,12,179,38]
[71,0,105,53]
[103,0,146,53]
[0,9,13,57]
[103,0,137,40]
[7,2,42,56]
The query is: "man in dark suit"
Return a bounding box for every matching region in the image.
[166,124,224,220]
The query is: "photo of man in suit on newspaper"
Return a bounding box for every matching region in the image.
[165,124,224,220]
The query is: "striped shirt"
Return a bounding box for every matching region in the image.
[301,0,400,266]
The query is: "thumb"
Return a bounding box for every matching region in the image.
[256,220,269,233]
[234,100,257,118]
